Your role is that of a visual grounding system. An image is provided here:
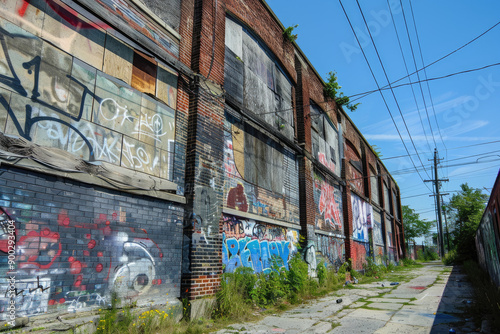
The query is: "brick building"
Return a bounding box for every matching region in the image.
[0,0,403,320]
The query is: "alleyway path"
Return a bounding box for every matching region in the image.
[215,262,479,334]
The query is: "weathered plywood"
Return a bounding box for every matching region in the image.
[93,71,142,137]
[131,50,157,96]
[0,0,46,37]
[68,58,97,121]
[0,87,11,133]
[121,135,161,177]
[39,42,73,114]
[156,64,177,109]
[137,94,175,151]
[41,6,105,70]
[225,17,242,58]
[103,35,134,86]
[231,124,245,177]
[0,18,43,96]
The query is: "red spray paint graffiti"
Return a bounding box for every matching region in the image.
[318,152,336,173]
[318,183,342,230]
[18,229,62,269]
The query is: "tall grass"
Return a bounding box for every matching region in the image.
[462,260,500,329]
[94,254,419,333]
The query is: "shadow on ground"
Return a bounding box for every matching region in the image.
[430,265,477,334]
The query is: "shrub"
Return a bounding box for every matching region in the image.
[213,266,257,319]
[317,261,328,286]
[443,249,458,265]
[251,256,288,306]
[402,257,417,266]
[287,253,309,293]
[363,257,380,277]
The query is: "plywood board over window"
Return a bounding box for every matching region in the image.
[103,35,134,85]
[156,64,177,110]
[131,50,157,96]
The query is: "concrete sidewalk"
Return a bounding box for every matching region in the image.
[215,262,481,334]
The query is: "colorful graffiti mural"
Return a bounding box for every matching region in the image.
[351,194,372,242]
[222,215,298,274]
[0,192,179,320]
[313,172,343,233]
[316,234,344,269]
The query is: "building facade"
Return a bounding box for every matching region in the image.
[0,0,404,320]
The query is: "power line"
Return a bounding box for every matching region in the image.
[347,62,500,99]
[338,0,431,190]
[408,0,447,150]
[382,139,500,160]
[353,0,433,183]
[398,0,436,147]
[350,19,500,102]
[386,0,432,152]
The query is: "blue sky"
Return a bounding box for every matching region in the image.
[267,0,500,238]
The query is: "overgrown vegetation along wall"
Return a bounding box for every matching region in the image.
[475,172,500,287]
[0,166,183,320]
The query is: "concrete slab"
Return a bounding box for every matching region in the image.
[367,298,410,303]
[347,308,396,321]
[258,316,317,331]
[331,317,386,333]
[366,302,403,311]
[374,323,429,334]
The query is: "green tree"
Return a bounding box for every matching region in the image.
[444,183,488,261]
[402,205,434,244]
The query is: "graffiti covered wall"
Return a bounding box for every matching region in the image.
[313,171,343,234]
[372,210,385,264]
[0,166,183,319]
[222,214,298,274]
[223,112,300,225]
[0,0,180,182]
[315,234,344,269]
[476,211,500,287]
[351,194,372,242]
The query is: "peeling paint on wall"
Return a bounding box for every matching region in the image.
[316,234,344,269]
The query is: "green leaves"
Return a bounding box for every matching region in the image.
[444,183,488,261]
[283,24,299,42]
[402,205,434,243]
[324,71,360,112]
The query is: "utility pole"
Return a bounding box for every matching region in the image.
[442,197,451,252]
[424,149,448,258]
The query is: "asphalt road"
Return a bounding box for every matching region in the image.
[215,262,483,334]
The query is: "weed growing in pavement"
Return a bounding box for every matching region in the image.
[463,260,500,329]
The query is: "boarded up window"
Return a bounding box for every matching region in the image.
[232,123,284,193]
[224,16,293,139]
[310,102,340,176]
[370,167,379,205]
[131,50,157,95]
[384,182,391,212]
